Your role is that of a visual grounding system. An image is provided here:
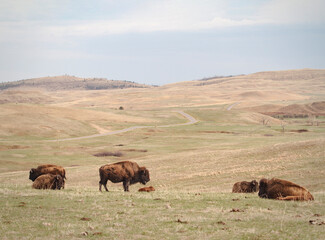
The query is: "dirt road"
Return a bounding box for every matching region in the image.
[47,111,198,142]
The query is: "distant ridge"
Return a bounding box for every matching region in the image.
[0,75,152,91]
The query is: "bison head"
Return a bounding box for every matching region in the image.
[258,178,268,198]
[53,175,64,190]
[250,180,259,192]
[29,168,38,181]
[139,167,150,185]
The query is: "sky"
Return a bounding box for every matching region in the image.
[0,0,325,85]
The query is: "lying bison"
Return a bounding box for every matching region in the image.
[99,161,150,192]
[232,180,258,193]
[138,186,155,192]
[32,174,64,190]
[258,178,314,201]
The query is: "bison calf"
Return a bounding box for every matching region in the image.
[32,174,64,190]
[99,161,150,192]
[138,186,155,192]
[232,180,259,193]
[258,178,314,201]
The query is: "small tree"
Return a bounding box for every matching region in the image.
[119,106,124,110]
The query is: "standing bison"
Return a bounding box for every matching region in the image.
[232,180,259,193]
[99,161,150,192]
[32,174,64,190]
[29,164,66,188]
[258,178,314,201]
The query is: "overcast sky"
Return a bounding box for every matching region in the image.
[1,0,325,85]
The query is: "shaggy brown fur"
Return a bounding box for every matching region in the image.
[258,178,314,201]
[29,164,66,181]
[138,186,155,192]
[99,161,150,192]
[232,180,259,193]
[32,174,64,190]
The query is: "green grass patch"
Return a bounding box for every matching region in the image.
[1,185,324,240]
[0,106,324,239]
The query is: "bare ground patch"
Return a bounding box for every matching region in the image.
[93,151,123,157]
[200,130,236,134]
[123,149,148,152]
[0,145,30,151]
[289,129,309,133]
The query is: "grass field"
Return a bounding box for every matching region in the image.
[1,185,324,240]
[0,70,325,239]
[0,103,324,239]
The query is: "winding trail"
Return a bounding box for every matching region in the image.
[227,102,240,111]
[47,111,198,142]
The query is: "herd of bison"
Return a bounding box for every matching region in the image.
[29,161,314,201]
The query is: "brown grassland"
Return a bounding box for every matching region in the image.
[0,69,324,239]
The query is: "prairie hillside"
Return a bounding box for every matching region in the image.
[0,75,152,91]
[1,69,324,109]
[0,69,324,239]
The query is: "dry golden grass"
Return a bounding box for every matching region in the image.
[0,104,156,137]
[0,90,54,104]
[1,69,324,111]
[0,69,324,239]
[32,69,322,110]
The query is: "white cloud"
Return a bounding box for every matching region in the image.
[44,0,261,37]
[45,0,325,37]
[258,0,325,25]
[47,18,260,37]
[1,0,324,40]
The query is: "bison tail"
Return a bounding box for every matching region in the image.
[99,169,106,184]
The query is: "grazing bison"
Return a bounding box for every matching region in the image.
[32,174,64,190]
[138,186,155,192]
[29,164,66,188]
[29,164,66,181]
[258,178,314,201]
[99,161,150,192]
[232,180,259,193]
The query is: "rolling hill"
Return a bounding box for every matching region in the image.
[43,68,324,110]
[0,75,152,91]
[0,68,324,239]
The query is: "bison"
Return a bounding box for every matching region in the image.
[138,186,155,192]
[99,161,150,192]
[29,164,66,188]
[258,178,314,201]
[232,180,259,193]
[32,174,64,190]
[29,164,66,181]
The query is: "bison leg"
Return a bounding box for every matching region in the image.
[104,183,109,192]
[123,180,130,192]
[258,193,268,198]
[99,181,109,192]
[277,196,305,201]
[99,182,102,192]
